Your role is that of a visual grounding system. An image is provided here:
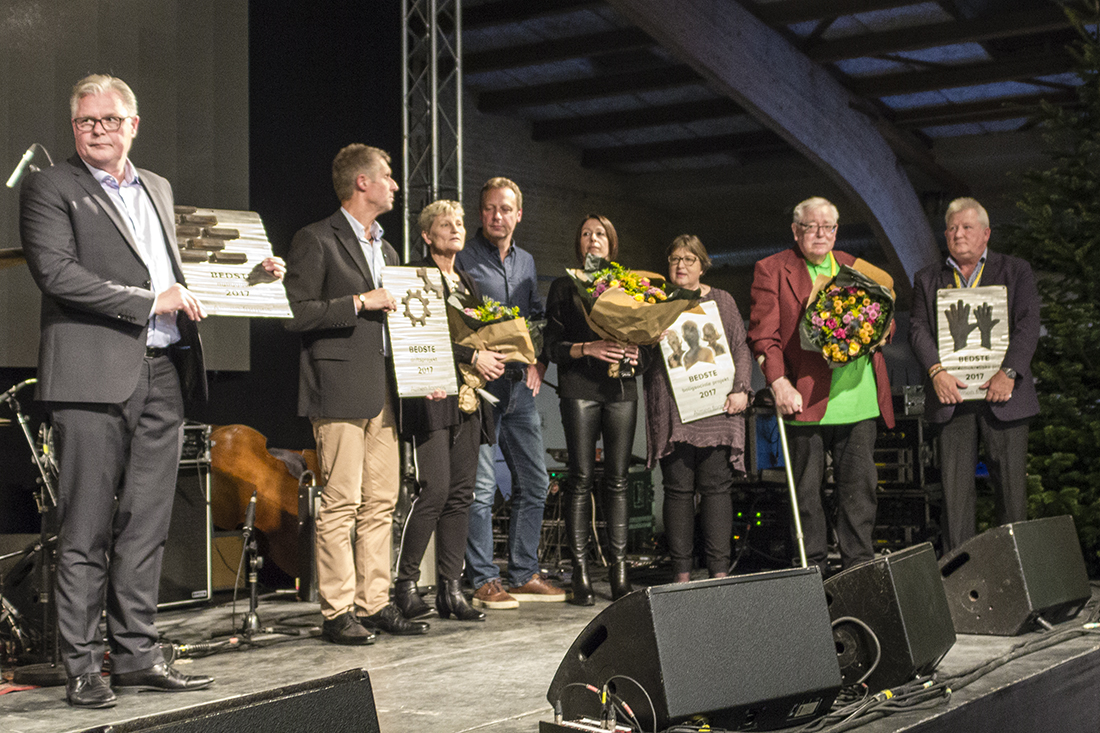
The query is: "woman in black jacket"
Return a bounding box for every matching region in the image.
[394,200,506,622]
[545,214,642,604]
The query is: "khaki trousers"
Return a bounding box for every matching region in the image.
[312,394,399,619]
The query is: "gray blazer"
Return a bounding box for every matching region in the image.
[909,249,1040,424]
[284,209,399,420]
[20,155,205,407]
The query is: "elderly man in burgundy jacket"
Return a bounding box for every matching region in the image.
[748,197,894,575]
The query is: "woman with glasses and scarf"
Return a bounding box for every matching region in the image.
[645,235,753,583]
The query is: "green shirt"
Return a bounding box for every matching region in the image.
[799,255,880,425]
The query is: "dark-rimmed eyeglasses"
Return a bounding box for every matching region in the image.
[796,222,838,236]
[73,116,130,132]
[668,255,699,266]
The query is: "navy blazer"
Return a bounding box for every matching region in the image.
[284,209,400,420]
[20,155,205,408]
[909,249,1040,423]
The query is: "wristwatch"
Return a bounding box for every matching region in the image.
[358,293,367,308]
[1000,366,1018,380]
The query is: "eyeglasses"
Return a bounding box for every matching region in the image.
[73,116,130,132]
[668,255,699,266]
[796,222,838,236]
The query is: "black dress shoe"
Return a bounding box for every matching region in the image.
[321,612,376,645]
[111,662,214,692]
[66,672,117,708]
[360,602,430,635]
[394,579,435,619]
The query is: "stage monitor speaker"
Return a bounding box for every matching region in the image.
[939,515,1091,635]
[77,668,378,733]
[547,567,841,732]
[158,425,212,608]
[823,543,955,691]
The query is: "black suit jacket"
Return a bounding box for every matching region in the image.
[284,209,399,419]
[909,249,1040,423]
[20,155,205,408]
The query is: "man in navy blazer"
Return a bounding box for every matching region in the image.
[910,197,1040,553]
[284,144,428,643]
[20,75,214,707]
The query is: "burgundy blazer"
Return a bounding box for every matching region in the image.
[748,246,895,428]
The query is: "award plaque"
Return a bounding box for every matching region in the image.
[936,285,1009,400]
[659,300,736,423]
[175,207,291,318]
[383,265,459,398]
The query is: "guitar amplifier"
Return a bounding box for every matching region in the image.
[158,423,213,608]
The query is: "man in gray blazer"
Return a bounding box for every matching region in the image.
[284,144,428,643]
[910,197,1040,553]
[19,74,214,707]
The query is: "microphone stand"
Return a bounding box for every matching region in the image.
[240,491,262,637]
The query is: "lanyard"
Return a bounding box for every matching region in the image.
[953,259,984,288]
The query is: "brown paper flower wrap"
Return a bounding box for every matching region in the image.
[799,258,895,368]
[446,293,539,412]
[567,255,700,376]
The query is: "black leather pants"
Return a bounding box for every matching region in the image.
[559,399,637,565]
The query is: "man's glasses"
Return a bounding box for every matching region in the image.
[668,255,699,266]
[796,222,838,236]
[73,116,130,132]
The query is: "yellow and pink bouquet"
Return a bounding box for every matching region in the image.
[800,263,894,367]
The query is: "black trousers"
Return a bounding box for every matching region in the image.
[934,403,1030,553]
[559,398,637,558]
[396,414,481,583]
[659,443,734,576]
[51,354,183,677]
[787,419,878,572]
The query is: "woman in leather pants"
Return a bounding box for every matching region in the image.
[545,214,644,604]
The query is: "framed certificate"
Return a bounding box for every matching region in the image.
[383,265,459,397]
[936,285,1009,400]
[659,300,736,423]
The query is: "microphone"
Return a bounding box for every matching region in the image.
[242,490,257,538]
[1,378,37,401]
[5,144,37,189]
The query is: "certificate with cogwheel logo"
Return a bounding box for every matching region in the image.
[383,265,458,398]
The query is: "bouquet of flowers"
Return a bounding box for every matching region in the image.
[800,261,895,367]
[446,292,538,365]
[568,255,699,376]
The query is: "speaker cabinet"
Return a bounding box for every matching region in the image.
[77,668,379,732]
[158,424,212,608]
[824,543,955,691]
[939,515,1091,635]
[547,568,841,732]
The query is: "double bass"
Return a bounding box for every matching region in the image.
[209,424,319,578]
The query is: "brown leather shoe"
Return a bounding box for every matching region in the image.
[507,573,567,602]
[471,578,519,609]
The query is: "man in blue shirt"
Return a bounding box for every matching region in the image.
[456,177,565,607]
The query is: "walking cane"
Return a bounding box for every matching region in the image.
[753,382,808,569]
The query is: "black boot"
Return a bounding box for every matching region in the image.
[566,490,595,606]
[394,579,434,619]
[606,482,634,601]
[435,579,486,622]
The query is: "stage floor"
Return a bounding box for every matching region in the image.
[2,577,1099,733]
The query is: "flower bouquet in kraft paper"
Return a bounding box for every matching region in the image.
[446,292,540,411]
[567,255,700,377]
[800,259,895,367]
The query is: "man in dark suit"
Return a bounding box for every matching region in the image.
[748,197,894,574]
[910,197,1040,553]
[19,74,215,707]
[284,144,428,644]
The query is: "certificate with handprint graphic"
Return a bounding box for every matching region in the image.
[936,286,1009,401]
